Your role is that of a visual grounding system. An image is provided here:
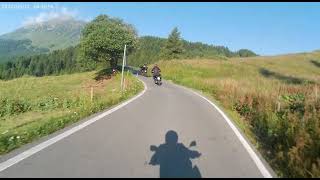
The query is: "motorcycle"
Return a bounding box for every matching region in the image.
[153,75,162,85]
[149,140,202,178]
[140,68,148,77]
[112,68,117,76]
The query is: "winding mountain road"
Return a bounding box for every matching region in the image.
[0,76,275,178]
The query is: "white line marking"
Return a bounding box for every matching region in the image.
[168,81,273,178]
[0,78,147,173]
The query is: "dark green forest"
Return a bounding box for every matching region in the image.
[127,36,257,66]
[0,46,90,80]
[0,35,257,80]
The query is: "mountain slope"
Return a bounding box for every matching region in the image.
[0,39,49,61]
[0,18,86,53]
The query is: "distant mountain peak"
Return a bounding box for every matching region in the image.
[22,17,85,29]
[0,18,86,52]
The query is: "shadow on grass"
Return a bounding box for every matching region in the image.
[123,66,151,77]
[310,60,320,68]
[124,66,140,74]
[94,66,144,81]
[94,68,114,81]
[259,68,315,85]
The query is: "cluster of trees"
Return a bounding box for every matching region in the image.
[0,14,257,80]
[127,27,257,66]
[236,49,257,57]
[0,14,138,80]
[127,36,166,67]
[0,46,86,80]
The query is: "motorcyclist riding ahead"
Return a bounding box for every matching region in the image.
[151,64,161,79]
[151,64,162,85]
[140,64,148,76]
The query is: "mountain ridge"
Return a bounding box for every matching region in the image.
[0,18,86,52]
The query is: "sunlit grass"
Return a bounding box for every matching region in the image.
[0,70,143,154]
[155,51,320,177]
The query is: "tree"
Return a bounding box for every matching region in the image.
[237,49,257,57]
[79,14,138,69]
[162,27,184,59]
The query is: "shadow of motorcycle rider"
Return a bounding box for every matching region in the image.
[149,130,202,178]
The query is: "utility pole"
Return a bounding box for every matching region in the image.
[121,44,127,92]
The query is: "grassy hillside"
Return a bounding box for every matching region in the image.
[154,51,320,177]
[0,39,49,62]
[0,71,143,154]
[0,18,85,60]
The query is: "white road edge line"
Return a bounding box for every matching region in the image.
[173,83,273,178]
[0,78,147,173]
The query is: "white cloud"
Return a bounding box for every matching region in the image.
[22,7,78,26]
[84,16,93,23]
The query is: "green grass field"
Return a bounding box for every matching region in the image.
[155,51,320,178]
[0,71,143,155]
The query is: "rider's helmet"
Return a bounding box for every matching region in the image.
[165,130,178,145]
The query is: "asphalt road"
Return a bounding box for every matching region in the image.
[0,76,275,178]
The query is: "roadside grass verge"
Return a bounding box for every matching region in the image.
[154,51,320,177]
[0,71,143,155]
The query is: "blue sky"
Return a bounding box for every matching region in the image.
[0,2,319,55]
